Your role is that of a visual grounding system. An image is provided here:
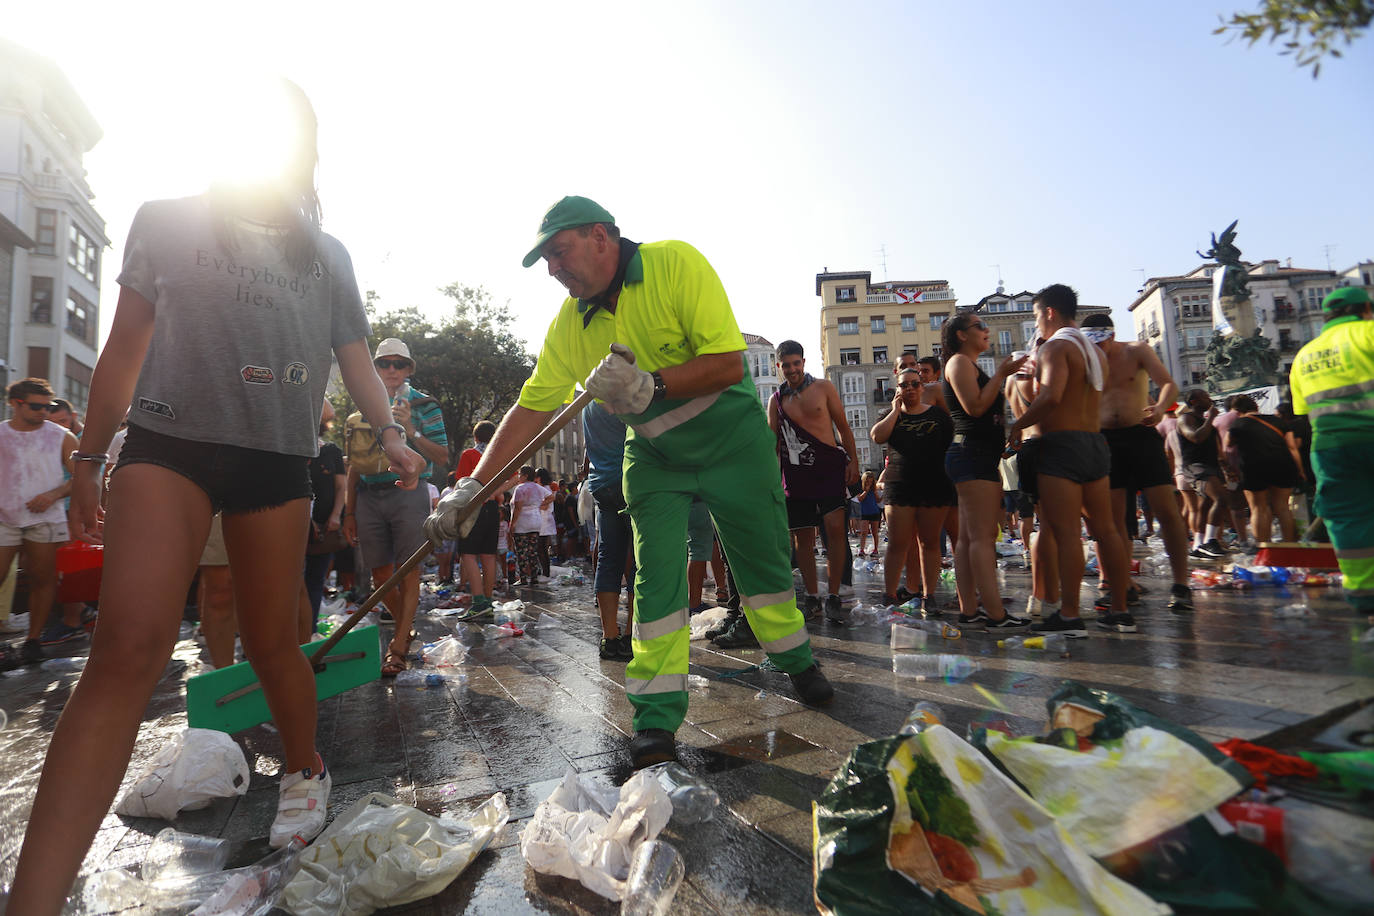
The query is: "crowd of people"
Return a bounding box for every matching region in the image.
[2,76,1370,914]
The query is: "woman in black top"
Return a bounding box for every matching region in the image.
[1226,396,1304,541]
[872,368,956,610]
[940,314,1029,630]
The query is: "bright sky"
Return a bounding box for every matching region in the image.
[9,1,1373,362]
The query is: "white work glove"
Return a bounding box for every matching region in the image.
[585,343,655,415]
[424,476,484,544]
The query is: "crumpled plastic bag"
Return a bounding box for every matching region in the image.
[688,606,730,640]
[983,725,1244,857]
[280,791,508,916]
[519,767,672,901]
[420,636,468,668]
[115,728,249,821]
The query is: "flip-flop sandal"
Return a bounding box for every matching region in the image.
[381,650,408,678]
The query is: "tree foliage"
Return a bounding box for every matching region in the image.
[326,284,535,470]
[1217,0,1373,76]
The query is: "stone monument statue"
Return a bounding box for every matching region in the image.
[1197,219,1257,340]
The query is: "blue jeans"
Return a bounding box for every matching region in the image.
[593,484,634,595]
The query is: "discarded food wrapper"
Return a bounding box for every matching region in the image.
[282,791,508,916]
[519,766,672,901]
[115,728,250,821]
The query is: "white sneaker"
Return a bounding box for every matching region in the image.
[270,763,330,848]
[1026,596,1043,618]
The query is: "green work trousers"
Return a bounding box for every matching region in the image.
[622,417,814,733]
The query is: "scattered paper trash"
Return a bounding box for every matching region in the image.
[282,791,508,916]
[520,767,672,901]
[116,728,250,821]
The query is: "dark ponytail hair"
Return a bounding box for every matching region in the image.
[942,313,981,359]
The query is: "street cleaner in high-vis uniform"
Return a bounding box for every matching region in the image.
[1290,286,1374,615]
[425,197,833,766]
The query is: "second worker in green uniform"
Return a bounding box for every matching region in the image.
[425,196,834,766]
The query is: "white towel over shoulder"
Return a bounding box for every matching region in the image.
[1047,327,1105,391]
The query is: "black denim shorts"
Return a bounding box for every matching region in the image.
[114,423,313,514]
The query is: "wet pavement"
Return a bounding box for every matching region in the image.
[1,538,1372,914]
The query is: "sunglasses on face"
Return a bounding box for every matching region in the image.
[897,381,920,390]
[375,359,411,370]
[18,401,56,411]
[969,323,987,331]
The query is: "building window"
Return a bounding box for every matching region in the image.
[901,314,917,332]
[929,312,948,330]
[872,346,888,364]
[836,286,855,302]
[846,407,868,430]
[30,277,54,323]
[838,317,859,335]
[842,372,865,395]
[839,348,861,366]
[35,209,57,255]
[998,330,1012,354]
[858,444,871,466]
[870,316,886,333]
[28,346,50,380]
[68,223,99,283]
[66,289,95,344]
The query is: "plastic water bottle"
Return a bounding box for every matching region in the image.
[899,701,944,735]
[892,654,978,681]
[997,634,1067,653]
[910,619,961,639]
[621,839,685,916]
[650,762,720,824]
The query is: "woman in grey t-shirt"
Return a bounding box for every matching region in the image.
[9,79,425,912]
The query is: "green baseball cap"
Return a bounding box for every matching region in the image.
[1323,286,1372,313]
[521,196,616,268]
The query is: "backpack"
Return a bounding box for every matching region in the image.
[344,412,392,476]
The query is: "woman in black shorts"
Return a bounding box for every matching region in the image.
[872,368,956,611]
[1227,397,1305,541]
[10,80,425,911]
[941,315,1030,630]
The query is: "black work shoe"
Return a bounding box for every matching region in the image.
[800,594,821,620]
[599,634,634,661]
[703,610,740,642]
[1166,583,1194,611]
[788,662,835,706]
[629,729,677,769]
[711,617,760,649]
[1097,612,1139,633]
[894,587,917,604]
[21,638,45,665]
[823,593,848,624]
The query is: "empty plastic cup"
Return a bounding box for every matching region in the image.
[142,828,231,883]
[890,623,928,650]
[621,839,685,916]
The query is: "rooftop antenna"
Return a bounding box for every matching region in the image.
[875,244,888,281]
[990,264,1004,294]
[1323,243,1337,271]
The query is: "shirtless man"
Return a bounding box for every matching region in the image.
[916,356,949,411]
[1080,315,1194,612]
[1007,284,1135,635]
[1004,339,1060,619]
[769,340,860,623]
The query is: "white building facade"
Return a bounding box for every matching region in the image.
[743,333,779,408]
[0,40,106,409]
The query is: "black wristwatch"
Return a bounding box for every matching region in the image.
[651,370,667,402]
